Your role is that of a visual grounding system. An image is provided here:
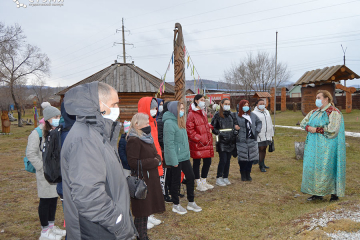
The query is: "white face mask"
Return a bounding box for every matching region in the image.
[158,105,163,112]
[150,109,157,117]
[223,105,230,111]
[258,105,265,110]
[101,102,120,122]
[198,101,206,109]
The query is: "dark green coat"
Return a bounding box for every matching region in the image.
[163,111,190,166]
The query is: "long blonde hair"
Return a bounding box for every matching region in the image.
[317,90,334,106]
[127,113,149,137]
[178,101,186,129]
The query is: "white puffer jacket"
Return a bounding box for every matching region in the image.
[252,107,274,142]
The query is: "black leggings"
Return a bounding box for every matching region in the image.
[134,216,148,240]
[238,161,253,172]
[259,146,267,163]
[38,197,58,227]
[193,158,212,179]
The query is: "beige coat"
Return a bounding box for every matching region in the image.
[26,126,57,198]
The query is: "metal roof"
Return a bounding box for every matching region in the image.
[293,65,360,86]
[57,63,175,95]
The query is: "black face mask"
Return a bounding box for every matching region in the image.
[141,126,151,135]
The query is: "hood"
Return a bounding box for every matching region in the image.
[61,102,76,129]
[138,97,157,122]
[64,81,119,141]
[163,101,170,113]
[64,81,100,117]
[167,101,178,118]
[189,103,204,116]
[156,98,164,120]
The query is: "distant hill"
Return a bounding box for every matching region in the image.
[167,79,230,91]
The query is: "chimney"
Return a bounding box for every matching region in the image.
[114,60,117,64]
[132,61,134,65]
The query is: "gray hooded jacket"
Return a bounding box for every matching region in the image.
[61,82,136,240]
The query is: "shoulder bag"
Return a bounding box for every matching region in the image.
[126,160,148,199]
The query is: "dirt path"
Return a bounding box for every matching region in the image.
[275,125,360,138]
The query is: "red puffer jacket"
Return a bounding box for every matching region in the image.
[186,103,214,159]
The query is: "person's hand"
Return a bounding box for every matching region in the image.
[234,125,240,130]
[174,165,178,167]
[308,126,316,133]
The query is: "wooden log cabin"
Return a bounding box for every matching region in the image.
[57,61,193,120]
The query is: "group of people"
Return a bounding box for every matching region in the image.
[25,81,346,240]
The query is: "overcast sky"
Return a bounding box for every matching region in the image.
[1,0,360,88]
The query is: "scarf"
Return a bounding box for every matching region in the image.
[242,113,252,124]
[127,128,154,144]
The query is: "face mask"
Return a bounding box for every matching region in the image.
[141,126,151,135]
[51,119,60,127]
[179,110,184,117]
[150,109,157,117]
[198,101,206,109]
[101,102,120,122]
[158,105,163,112]
[242,106,250,112]
[315,99,323,108]
[223,105,230,111]
[258,105,265,110]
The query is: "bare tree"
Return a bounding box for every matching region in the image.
[32,78,54,116]
[0,22,50,126]
[225,51,291,96]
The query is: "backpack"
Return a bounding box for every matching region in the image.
[24,127,42,173]
[42,126,62,183]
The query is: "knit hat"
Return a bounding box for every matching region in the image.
[150,99,158,109]
[123,120,131,133]
[42,102,61,121]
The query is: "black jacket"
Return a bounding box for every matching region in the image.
[211,111,238,153]
[118,134,131,170]
[157,112,165,150]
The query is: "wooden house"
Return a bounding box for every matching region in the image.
[252,92,272,107]
[57,61,192,120]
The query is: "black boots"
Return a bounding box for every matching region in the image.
[246,171,252,181]
[240,171,246,181]
[307,195,323,201]
[330,194,339,202]
[259,161,266,172]
[263,160,269,169]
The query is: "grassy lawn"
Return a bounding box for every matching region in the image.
[271,109,360,133]
[0,110,359,239]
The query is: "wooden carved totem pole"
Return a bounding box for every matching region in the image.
[174,23,185,102]
[281,87,286,112]
[336,83,356,113]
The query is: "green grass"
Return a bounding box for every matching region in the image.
[0,110,359,239]
[271,109,360,132]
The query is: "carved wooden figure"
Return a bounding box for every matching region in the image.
[1,111,11,133]
[335,84,356,113]
[281,87,286,112]
[270,87,275,113]
[173,23,185,102]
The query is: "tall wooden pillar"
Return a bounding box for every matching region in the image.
[270,87,275,113]
[173,23,185,103]
[281,87,286,112]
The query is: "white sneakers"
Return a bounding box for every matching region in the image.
[173,202,202,215]
[201,178,214,189]
[51,226,66,237]
[216,177,227,186]
[187,202,202,212]
[148,215,162,226]
[196,178,214,191]
[147,215,162,229]
[39,229,63,240]
[172,204,188,215]
[223,178,231,185]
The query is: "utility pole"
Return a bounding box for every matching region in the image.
[274,31,278,128]
[341,44,347,87]
[114,18,133,63]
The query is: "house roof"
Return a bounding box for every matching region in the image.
[253,92,272,98]
[57,62,175,95]
[293,65,360,86]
